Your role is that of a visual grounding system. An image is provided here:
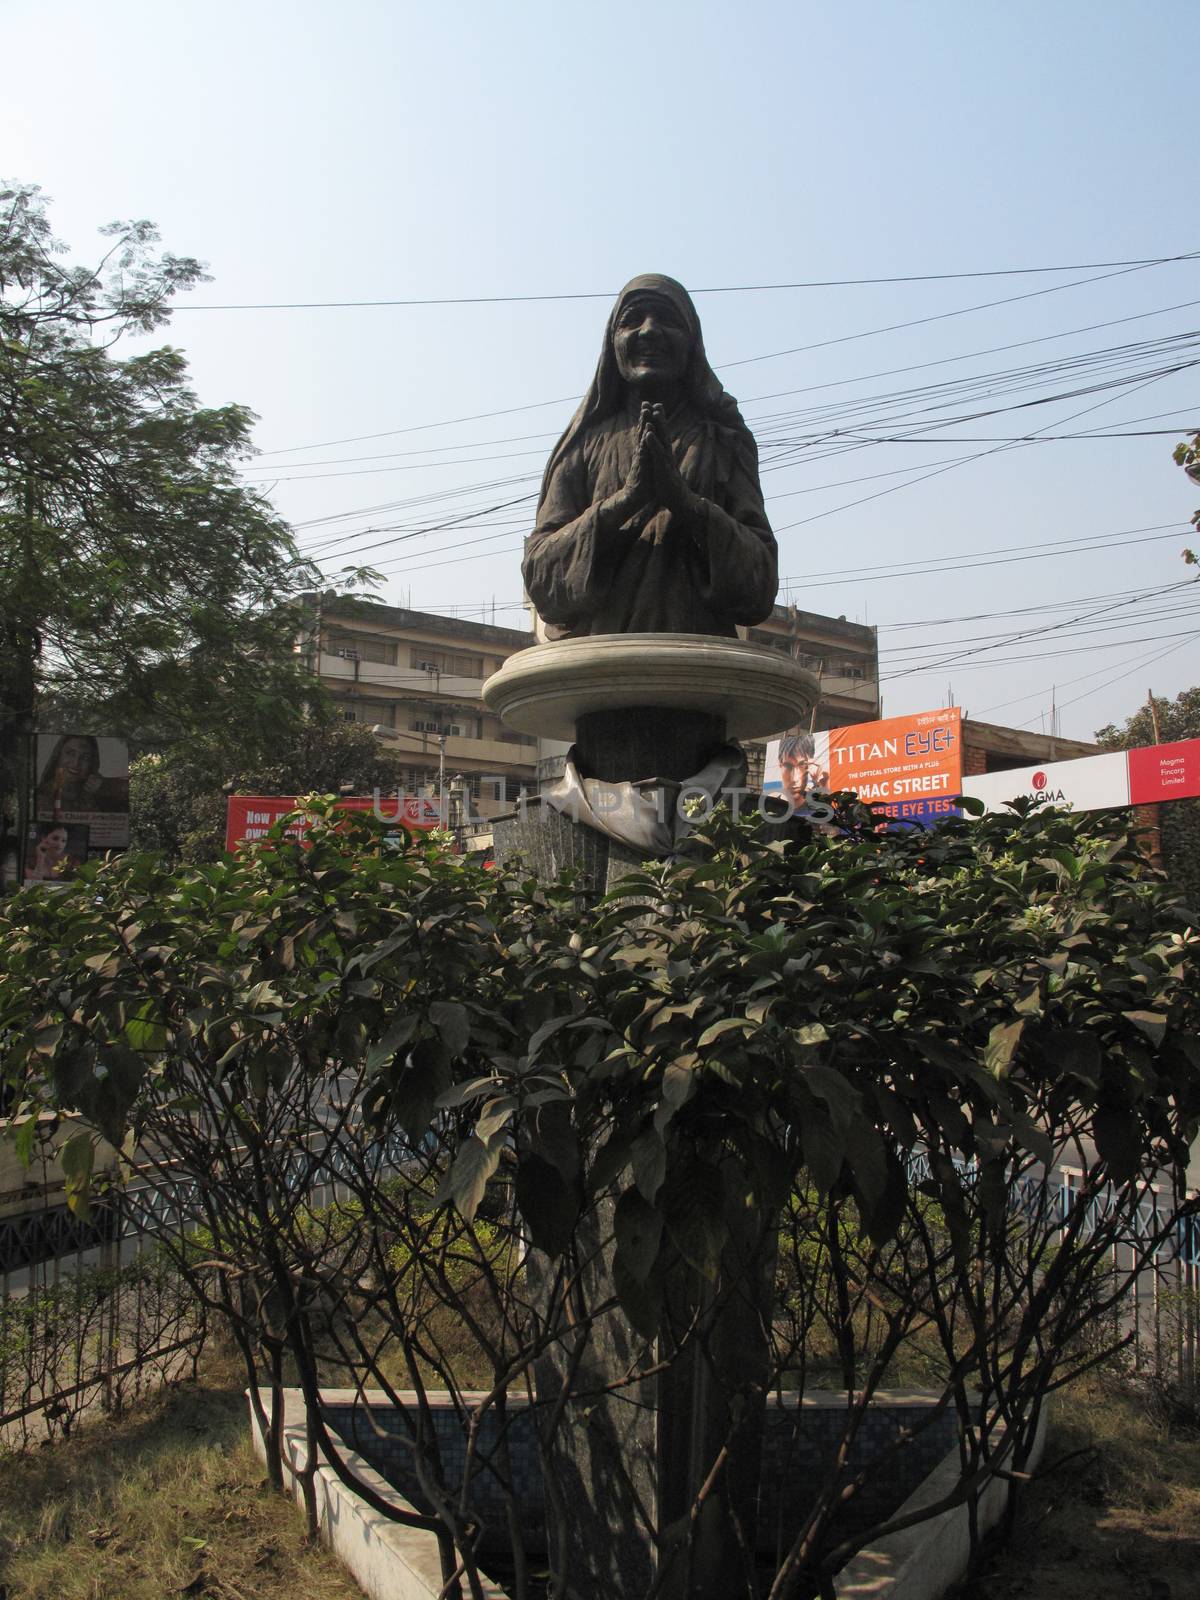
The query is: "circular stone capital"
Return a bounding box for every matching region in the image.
[482,633,819,742]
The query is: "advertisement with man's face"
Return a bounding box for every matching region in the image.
[36,733,130,850]
[764,709,963,827]
[763,729,831,812]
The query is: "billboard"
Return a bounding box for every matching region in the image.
[225,794,443,852]
[1128,739,1200,804]
[963,739,1200,815]
[35,733,130,852]
[764,708,963,825]
[962,752,1130,816]
[23,820,91,883]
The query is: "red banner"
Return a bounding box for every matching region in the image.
[225,794,442,853]
[1127,739,1200,805]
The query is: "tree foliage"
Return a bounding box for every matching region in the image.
[129,715,408,863]
[1096,683,1200,907]
[0,182,343,858]
[1175,427,1200,559]
[2,803,1197,1596]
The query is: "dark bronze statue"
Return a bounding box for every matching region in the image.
[523,274,779,638]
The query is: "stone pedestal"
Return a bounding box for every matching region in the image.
[484,635,817,1597]
[575,706,725,784]
[491,793,648,895]
[527,1184,778,1600]
[482,632,819,751]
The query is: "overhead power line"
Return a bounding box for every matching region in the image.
[1014,633,1200,726]
[254,260,1200,457]
[880,579,1198,684]
[171,251,1200,312]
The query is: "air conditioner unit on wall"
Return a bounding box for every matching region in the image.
[335,647,359,660]
[415,659,439,672]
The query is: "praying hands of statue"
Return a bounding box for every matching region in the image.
[606,402,697,528]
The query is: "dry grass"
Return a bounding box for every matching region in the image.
[953,1373,1200,1600]
[0,1350,364,1600]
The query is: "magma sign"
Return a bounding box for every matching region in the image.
[962,738,1200,815]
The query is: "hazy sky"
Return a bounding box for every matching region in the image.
[5,0,1198,740]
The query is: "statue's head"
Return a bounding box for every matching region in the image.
[610,279,696,402]
[603,274,705,404]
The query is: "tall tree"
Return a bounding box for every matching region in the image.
[1095,437,1200,905]
[1096,685,1200,906]
[1176,428,1200,565]
[0,183,328,883]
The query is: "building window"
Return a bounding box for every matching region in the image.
[326,633,398,666]
[410,647,485,678]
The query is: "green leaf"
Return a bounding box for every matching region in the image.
[630,1129,667,1203]
[32,1022,64,1056]
[985,1018,1027,1078]
[661,1159,726,1278]
[429,1000,470,1057]
[697,1018,752,1048]
[527,1014,575,1058]
[1054,1029,1101,1088]
[365,1013,419,1070]
[12,1117,37,1169]
[587,1127,634,1195]
[1123,1010,1168,1047]
[436,1135,500,1220]
[800,1108,844,1197]
[1093,1106,1141,1185]
[661,1061,695,1109]
[613,1251,664,1340]
[515,1154,578,1258]
[60,1131,95,1218]
[388,1036,451,1142]
[862,1158,908,1247]
[529,1099,580,1182]
[434,1075,496,1109]
[474,1095,516,1142]
[843,1118,887,1217]
[613,1188,663,1282]
[801,1064,858,1134]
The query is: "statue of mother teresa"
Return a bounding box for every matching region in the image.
[523,274,779,640]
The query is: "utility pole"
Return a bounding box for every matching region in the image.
[438,734,447,827]
[1147,689,1163,744]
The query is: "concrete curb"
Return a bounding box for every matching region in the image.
[247,1389,508,1600]
[835,1409,1048,1599]
[248,1388,1047,1600]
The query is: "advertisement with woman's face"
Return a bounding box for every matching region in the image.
[24,820,89,883]
[35,733,130,849]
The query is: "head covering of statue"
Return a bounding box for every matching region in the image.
[537,273,749,513]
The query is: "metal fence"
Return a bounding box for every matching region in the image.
[3,1139,1196,1446]
[907,1151,1200,1385]
[0,1128,415,1446]
[0,1187,203,1447]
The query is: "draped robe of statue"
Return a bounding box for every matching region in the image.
[522,274,779,640]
